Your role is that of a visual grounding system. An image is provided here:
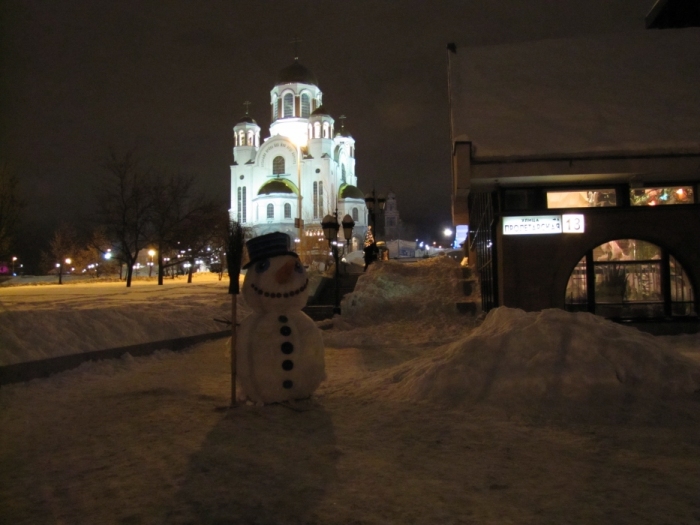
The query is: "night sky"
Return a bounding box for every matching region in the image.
[0,0,646,266]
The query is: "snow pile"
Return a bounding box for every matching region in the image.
[0,274,236,365]
[339,257,466,324]
[353,308,700,413]
[324,256,472,349]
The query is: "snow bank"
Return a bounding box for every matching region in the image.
[324,257,472,348]
[0,274,236,365]
[339,257,466,324]
[352,308,700,415]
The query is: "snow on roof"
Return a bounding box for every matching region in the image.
[451,28,700,158]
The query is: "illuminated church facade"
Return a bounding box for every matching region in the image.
[229,59,367,253]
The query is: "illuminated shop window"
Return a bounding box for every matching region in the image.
[547,189,616,209]
[630,186,694,206]
[564,239,696,318]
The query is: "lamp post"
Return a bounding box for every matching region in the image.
[58,257,71,285]
[11,256,17,276]
[148,249,156,277]
[322,212,355,314]
[364,190,385,268]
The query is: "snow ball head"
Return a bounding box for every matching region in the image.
[242,233,309,312]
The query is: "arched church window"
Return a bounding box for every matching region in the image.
[239,130,245,146]
[284,203,292,219]
[267,204,274,219]
[313,181,324,219]
[247,131,254,146]
[341,165,346,184]
[322,122,329,138]
[272,96,279,121]
[237,187,247,223]
[272,156,285,175]
[301,93,311,118]
[352,207,358,222]
[283,93,294,118]
[314,122,320,138]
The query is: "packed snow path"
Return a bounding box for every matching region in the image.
[2,338,699,525]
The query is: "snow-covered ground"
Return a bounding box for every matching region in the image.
[1,257,700,524]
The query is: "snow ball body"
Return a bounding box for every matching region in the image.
[238,254,325,404]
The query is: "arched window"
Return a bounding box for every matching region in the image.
[272,156,285,175]
[247,131,254,146]
[313,181,324,219]
[284,203,292,219]
[565,239,696,318]
[322,122,329,138]
[283,93,294,118]
[341,165,346,184]
[301,93,311,118]
[314,122,320,138]
[238,130,245,146]
[352,207,358,222]
[272,96,278,121]
[267,204,274,219]
[237,187,246,223]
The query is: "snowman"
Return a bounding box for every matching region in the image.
[237,232,325,404]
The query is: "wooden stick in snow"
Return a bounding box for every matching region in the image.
[226,221,246,407]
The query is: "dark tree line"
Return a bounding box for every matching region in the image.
[0,163,24,261]
[94,150,228,287]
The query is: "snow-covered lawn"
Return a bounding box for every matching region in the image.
[1,258,699,524]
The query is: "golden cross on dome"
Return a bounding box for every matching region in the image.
[339,115,346,130]
[243,101,251,115]
[290,37,302,60]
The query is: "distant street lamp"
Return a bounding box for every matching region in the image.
[11,256,17,276]
[148,249,156,277]
[58,257,71,285]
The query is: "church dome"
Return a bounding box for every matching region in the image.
[236,115,257,125]
[258,179,298,195]
[311,105,329,116]
[276,59,318,86]
[339,183,364,199]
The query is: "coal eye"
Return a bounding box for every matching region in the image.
[294,261,304,274]
[255,259,270,273]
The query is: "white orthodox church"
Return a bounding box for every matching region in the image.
[229,59,367,253]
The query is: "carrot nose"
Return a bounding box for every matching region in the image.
[275,259,296,284]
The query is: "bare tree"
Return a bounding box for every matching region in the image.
[95,151,154,287]
[0,163,24,259]
[48,223,78,284]
[149,172,219,285]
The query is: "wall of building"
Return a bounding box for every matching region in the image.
[497,205,700,312]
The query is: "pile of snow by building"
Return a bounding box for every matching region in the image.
[338,307,700,418]
[324,256,473,348]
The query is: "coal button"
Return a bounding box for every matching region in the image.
[278,315,288,323]
[281,342,294,354]
[283,380,293,389]
[282,360,294,371]
[280,326,291,336]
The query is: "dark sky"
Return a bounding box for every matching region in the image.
[0,0,646,257]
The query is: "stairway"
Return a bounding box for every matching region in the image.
[303,272,361,321]
[456,266,480,316]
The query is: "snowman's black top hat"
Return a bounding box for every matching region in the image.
[244,232,299,269]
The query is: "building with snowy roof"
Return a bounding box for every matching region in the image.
[449,26,700,329]
[229,59,367,254]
